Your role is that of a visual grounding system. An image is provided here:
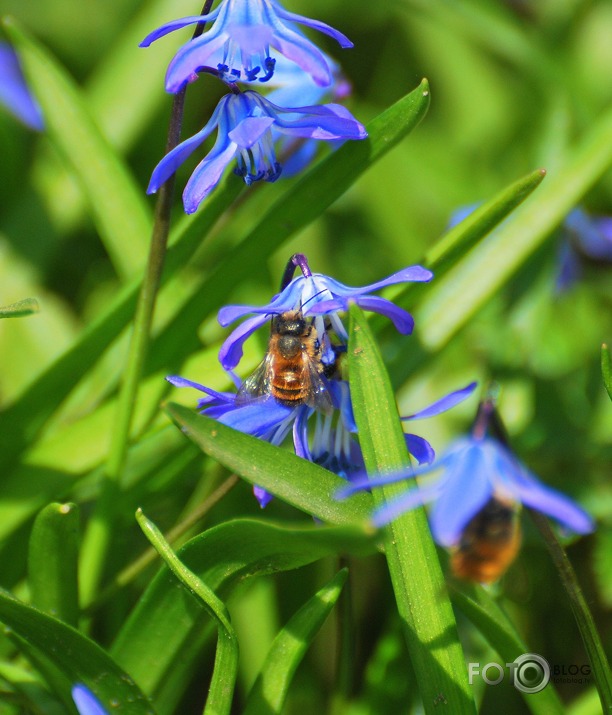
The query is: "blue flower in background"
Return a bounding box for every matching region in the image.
[556,208,612,292]
[140,0,353,90]
[72,685,107,715]
[0,43,43,131]
[338,421,594,546]
[147,90,366,213]
[218,259,433,372]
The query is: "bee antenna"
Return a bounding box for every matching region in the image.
[300,288,327,312]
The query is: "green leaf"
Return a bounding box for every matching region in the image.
[136,510,238,715]
[3,17,151,281]
[416,104,612,350]
[0,589,155,714]
[346,304,475,714]
[602,344,612,402]
[28,503,79,628]
[165,403,374,525]
[243,569,348,715]
[111,519,374,710]
[424,168,547,279]
[0,298,39,319]
[451,583,565,714]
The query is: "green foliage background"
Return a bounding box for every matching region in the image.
[0,0,610,713]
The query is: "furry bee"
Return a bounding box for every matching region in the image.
[236,310,334,413]
[450,497,521,584]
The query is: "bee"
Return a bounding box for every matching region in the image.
[236,310,334,413]
[450,497,521,584]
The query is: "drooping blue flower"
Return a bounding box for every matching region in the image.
[338,433,594,546]
[146,89,366,213]
[0,43,43,131]
[217,256,433,373]
[72,685,107,715]
[140,0,353,90]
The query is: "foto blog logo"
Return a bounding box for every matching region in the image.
[468,653,551,694]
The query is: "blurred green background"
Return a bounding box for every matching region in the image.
[0,0,610,713]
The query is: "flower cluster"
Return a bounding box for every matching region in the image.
[142,0,367,213]
[168,253,477,506]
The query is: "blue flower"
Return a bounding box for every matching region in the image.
[217,256,433,373]
[338,434,594,546]
[0,44,43,131]
[140,0,353,90]
[72,685,107,715]
[146,90,366,213]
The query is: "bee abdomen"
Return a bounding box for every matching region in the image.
[271,368,308,405]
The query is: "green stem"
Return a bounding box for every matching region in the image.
[80,2,215,607]
[136,509,239,715]
[529,509,612,712]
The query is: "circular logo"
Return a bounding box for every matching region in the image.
[511,653,550,694]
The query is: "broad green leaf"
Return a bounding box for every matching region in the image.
[347,304,475,715]
[111,519,375,709]
[416,104,612,350]
[3,17,150,281]
[451,583,565,714]
[243,569,348,715]
[0,298,39,319]
[165,403,373,525]
[602,344,612,402]
[28,503,79,628]
[0,589,154,714]
[136,510,238,715]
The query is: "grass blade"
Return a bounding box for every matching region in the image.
[243,569,348,715]
[4,17,150,280]
[347,304,475,714]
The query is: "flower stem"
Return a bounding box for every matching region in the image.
[529,508,612,712]
[79,1,215,607]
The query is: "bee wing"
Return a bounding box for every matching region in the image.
[303,358,334,414]
[236,352,276,404]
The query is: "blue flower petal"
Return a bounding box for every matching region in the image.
[147,98,226,193]
[218,313,270,371]
[511,467,594,534]
[183,140,239,213]
[402,382,478,421]
[72,685,108,715]
[429,444,493,546]
[355,296,415,334]
[293,406,312,459]
[139,13,220,47]
[273,4,353,48]
[372,480,444,527]
[0,44,44,131]
[254,485,274,508]
[404,434,435,465]
[218,398,294,436]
